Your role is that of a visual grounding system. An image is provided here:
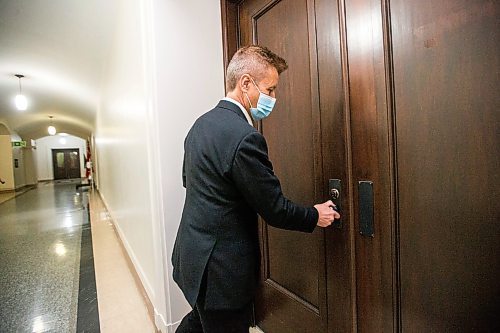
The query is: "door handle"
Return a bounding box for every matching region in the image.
[329,179,342,228]
[358,181,374,237]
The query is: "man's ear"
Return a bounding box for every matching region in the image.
[240,74,251,92]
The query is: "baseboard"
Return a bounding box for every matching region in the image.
[15,184,37,191]
[0,184,36,194]
[95,190,161,332]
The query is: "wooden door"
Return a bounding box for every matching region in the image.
[225,0,352,332]
[222,0,499,332]
[52,149,81,180]
[346,0,499,331]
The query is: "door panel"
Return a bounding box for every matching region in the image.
[258,0,319,308]
[68,151,80,178]
[239,0,329,332]
[54,151,65,180]
[391,0,500,331]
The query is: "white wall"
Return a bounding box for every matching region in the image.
[94,0,158,329]
[0,135,14,191]
[95,0,224,332]
[151,0,225,330]
[10,133,25,189]
[35,135,86,180]
[0,127,36,189]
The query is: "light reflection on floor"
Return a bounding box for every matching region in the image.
[0,179,85,332]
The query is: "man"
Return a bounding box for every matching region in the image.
[172,45,340,332]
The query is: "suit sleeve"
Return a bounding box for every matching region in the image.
[231,131,318,233]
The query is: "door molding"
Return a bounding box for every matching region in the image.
[380,0,401,330]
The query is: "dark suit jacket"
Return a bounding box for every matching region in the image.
[172,100,318,310]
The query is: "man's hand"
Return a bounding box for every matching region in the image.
[314,200,341,227]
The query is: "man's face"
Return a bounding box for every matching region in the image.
[243,67,279,109]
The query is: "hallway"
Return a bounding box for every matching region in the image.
[0,1,227,330]
[0,181,155,332]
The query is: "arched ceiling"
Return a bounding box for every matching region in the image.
[0,0,118,139]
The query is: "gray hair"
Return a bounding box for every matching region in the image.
[226,45,288,91]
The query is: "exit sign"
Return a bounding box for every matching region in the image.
[12,141,27,147]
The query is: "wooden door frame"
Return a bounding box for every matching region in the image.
[220,0,240,91]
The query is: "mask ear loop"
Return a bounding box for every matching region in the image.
[243,92,253,109]
[249,76,262,94]
[242,75,256,109]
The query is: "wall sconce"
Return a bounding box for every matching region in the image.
[48,116,57,135]
[15,74,28,111]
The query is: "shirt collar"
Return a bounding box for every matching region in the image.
[222,97,253,127]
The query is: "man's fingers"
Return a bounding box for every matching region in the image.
[320,220,332,227]
[315,200,341,227]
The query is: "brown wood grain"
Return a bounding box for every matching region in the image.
[315,0,356,331]
[391,0,500,331]
[221,0,499,332]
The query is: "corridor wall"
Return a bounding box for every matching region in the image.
[152,0,225,330]
[95,0,224,332]
[0,134,14,191]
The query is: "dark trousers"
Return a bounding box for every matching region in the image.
[176,300,253,333]
[176,263,254,333]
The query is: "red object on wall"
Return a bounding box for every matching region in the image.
[85,139,91,179]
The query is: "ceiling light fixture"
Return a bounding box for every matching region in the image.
[48,116,57,135]
[14,74,28,111]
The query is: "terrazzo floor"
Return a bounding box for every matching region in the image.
[0,180,264,332]
[0,180,156,333]
[0,180,96,332]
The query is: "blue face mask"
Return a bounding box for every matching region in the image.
[244,77,276,121]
